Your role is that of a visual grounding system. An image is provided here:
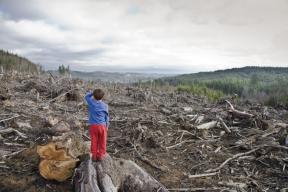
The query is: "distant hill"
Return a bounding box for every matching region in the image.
[159,66,288,85]
[49,70,169,83]
[0,49,42,74]
[157,66,288,107]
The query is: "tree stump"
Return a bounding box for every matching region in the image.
[73,154,169,192]
[37,142,78,182]
[37,132,168,191]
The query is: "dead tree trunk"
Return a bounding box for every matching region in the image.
[73,154,168,192]
[73,156,101,192]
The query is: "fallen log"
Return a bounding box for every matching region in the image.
[225,100,254,118]
[73,155,101,192]
[217,117,231,133]
[197,121,218,130]
[73,154,169,192]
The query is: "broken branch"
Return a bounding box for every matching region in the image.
[225,100,254,118]
[188,172,219,179]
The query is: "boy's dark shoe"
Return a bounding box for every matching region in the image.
[92,155,99,162]
[92,155,105,162]
[91,156,106,162]
[92,154,107,162]
[97,153,107,161]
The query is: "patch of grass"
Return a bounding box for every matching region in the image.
[177,84,224,102]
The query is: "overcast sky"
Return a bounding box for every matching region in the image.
[0,0,287,73]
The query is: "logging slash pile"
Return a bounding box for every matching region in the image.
[0,73,288,192]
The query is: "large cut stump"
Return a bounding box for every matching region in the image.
[37,131,90,182]
[73,154,168,192]
[37,142,79,181]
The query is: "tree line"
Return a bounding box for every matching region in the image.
[156,67,288,108]
[0,49,42,74]
[58,64,70,75]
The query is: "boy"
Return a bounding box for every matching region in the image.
[85,89,109,161]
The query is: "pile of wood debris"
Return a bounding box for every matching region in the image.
[0,73,288,191]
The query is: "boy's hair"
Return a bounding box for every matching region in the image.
[93,89,105,100]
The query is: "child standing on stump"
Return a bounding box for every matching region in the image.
[85,89,109,161]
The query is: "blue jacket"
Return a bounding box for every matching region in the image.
[85,92,109,127]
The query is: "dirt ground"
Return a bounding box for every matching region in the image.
[0,73,288,192]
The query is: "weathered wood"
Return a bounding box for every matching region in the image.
[195,115,204,124]
[0,127,27,138]
[73,154,169,192]
[197,121,218,130]
[205,147,261,173]
[73,155,101,192]
[166,139,194,149]
[225,100,254,118]
[0,115,20,123]
[37,142,79,181]
[218,117,231,133]
[205,144,288,173]
[2,149,26,158]
[188,172,219,179]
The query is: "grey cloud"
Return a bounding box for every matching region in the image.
[0,0,45,21]
[0,0,287,73]
[24,47,106,70]
[0,24,105,69]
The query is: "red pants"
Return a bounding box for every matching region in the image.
[89,124,107,160]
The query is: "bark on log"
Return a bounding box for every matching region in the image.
[73,154,169,192]
[73,156,101,192]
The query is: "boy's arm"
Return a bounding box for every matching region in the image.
[105,105,109,129]
[85,92,94,107]
[106,114,109,129]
